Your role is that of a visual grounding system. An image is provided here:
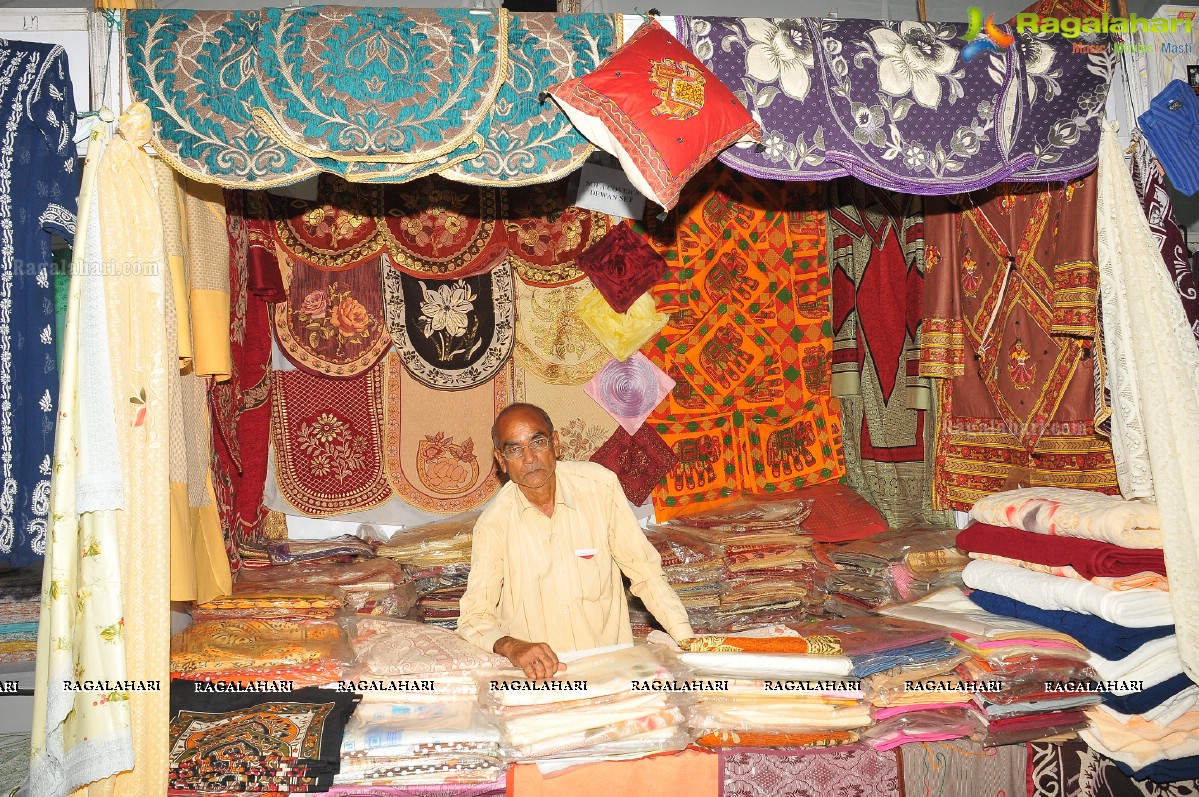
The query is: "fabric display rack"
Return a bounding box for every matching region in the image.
[0,0,1197,795]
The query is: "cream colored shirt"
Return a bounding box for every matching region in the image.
[458,460,693,653]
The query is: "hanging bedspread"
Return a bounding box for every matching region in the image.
[644,166,844,519]
[443,13,618,185]
[254,7,506,163]
[382,353,512,514]
[828,181,950,528]
[125,10,618,187]
[674,17,1113,194]
[513,276,610,385]
[379,179,509,278]
[919,173,1118,511]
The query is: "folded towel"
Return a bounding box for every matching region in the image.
[956,524,1166,578]
[969,488,1161,549]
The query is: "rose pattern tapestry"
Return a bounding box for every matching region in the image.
[675,17,1113,194]
[503,179,611,287]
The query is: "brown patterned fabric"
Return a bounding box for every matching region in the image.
[380,179,508,278]
[504,179,610,287]
[383,353,512,514]
[920,176,1117,510]
[589,423,678,506]
[270,358,394,517]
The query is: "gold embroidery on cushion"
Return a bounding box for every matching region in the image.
[649,58,706,121]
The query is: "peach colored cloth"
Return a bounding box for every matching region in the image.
[507,748,717,797]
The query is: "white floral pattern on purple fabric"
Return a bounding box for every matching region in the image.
[678,16,1113,194]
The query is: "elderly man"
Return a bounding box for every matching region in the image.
[458,402,693,678]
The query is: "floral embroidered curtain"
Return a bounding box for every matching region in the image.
[676,17,1113,194]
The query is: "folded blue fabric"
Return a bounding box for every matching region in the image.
[849,639,961,678]
[968,590,1173,660]
[1102,672,1196,716]
[1115,753,1199,783]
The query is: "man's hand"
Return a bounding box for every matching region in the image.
[493,636,566,680]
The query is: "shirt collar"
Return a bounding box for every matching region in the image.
[512,466,576,516]
[1148,79,1199,135]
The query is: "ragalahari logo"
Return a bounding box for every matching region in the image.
[961,7,1016,62]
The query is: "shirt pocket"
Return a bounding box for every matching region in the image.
[573,546,613,602]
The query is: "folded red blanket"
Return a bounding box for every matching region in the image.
[956,523,1165,579]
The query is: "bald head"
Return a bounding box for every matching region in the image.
[492,403,554,448]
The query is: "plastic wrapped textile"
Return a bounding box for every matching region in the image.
[967,591,1172,661]
[333,756,503,787]
[668,495,814,533]
[267,534,376,564]
[957,523,1167,578]
[170,618,352,675]
[174,660,350,687]
[827,526,967,578]
[694,729,860,748]
[678,651,853,679]
[237,557,410,590]
[688,700,872,732]
[655,524,810,550]
[948,635,1091,664]
[496,694,673,744]
[979,694,1102,718]
[197,583,346,613]
[324,780,506,797]
[863,671,978,708]
[480,645,671,708]
[725,544,818,573]
[503,706,685,760]
[849,639,964,678]
[378,512,480,566]
[802,616,950,655]
[191,606,341,621]
[643,525,723,569]
[958,654,1098,703]
[863,707,982,751]
[680,635,842,655]
[408,564,472,593]
[349,617,509,677]
[339,702,500,759]
[972,709,1090,747]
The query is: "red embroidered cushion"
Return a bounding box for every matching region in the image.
[794,482,889,543]
[550,19,760,211]
[590,423,678,506]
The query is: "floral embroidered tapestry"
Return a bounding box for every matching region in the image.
[503,179,611,287]
[383,261,516,390]
[675,17,1113,194]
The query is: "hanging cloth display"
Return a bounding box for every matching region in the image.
[513,276,610,385]
[646,171,843,518]
[254,7,507,164]
[443,13,619,185]
[1095,119,1199,683]
[125,10,320,187]
[209,190,275,570]
[382,261,515,390]
[379,178,508,278]
[270,358,394,517]
[383,353,511,514]
[920,173,1118,510]
[503,179,610,287]
[674,17,1111,194]
[828,181,950,527]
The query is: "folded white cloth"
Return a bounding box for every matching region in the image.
[969,487,1161,548]
[1099,687,1199,727]
[1089,636,1185,690]
[961,561,1173,628]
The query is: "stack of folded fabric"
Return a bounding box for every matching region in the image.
[169,679,360,793]
[640,524,726,633]
[171,618,353,686]
[0,565,41,663]
[963,487,1196,780]
[661,496,825,630]
[821,526,968,615]
[236,558,418,617]
[191,584,346,621]
[339,618,510,786]
[676,632,871,748]
[378,513,478,629]
[877,586,1095,746]
[240,534,378,569]
[480,645,689,762]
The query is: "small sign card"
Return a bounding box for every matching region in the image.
[574,162,646,220]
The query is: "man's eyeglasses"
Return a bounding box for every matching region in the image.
[499,434,552,461]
